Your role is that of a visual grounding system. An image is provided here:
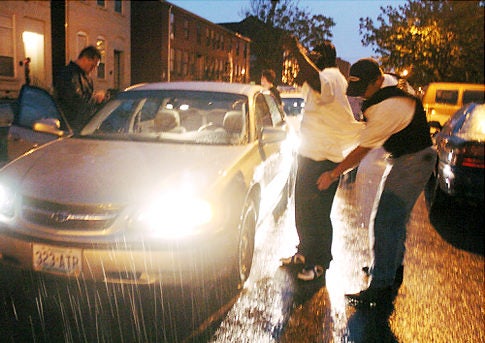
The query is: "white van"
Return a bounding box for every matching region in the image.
[422,82,485,125]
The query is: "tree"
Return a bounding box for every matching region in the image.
[359,0,484,86]
[244,0,335,49]
[242,0,335,84]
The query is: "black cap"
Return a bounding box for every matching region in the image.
[346,58,382,97]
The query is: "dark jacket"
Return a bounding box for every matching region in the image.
[55,61,98,132]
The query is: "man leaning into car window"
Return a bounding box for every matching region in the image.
[54,46,107,133]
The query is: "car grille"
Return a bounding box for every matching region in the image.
[21,196,121,230]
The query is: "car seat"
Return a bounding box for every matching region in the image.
[154,109,185,132]
[223,111,243,134]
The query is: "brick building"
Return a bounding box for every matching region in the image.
[131,1,250,84]
[0,0,131,99]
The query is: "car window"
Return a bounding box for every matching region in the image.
[14,85,65,129]
[255,93,284,130]
[82,90,248,145]
[435,89,458,105]
[463,90,485,105]
[454,104,485,141]
[282,97,305,116]
[264,94,285,126]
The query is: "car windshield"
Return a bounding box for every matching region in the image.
[282,97,304,116]
[81,90,248,145]
[452,104,485,141]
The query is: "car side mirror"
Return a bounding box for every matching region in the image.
[260,126,287,144]
[32,118,65,137]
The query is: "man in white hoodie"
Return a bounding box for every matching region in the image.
[281,39,363,281]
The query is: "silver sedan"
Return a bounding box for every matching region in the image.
[0,81,296,290]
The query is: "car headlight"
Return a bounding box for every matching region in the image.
[0,183,15,218]
[133,191,214,238]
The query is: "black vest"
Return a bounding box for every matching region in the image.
[362,86,432,158]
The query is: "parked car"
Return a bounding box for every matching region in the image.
[280,91,304,134]
[422,82,485,126]
[426,102,485,208]
[1,85,73,167]
[0,82,296,291]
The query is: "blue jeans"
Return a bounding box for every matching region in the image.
[368,147,436,288]
[295,155,339,269]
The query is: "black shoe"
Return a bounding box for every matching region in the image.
[345,286,393,306]
[393,265,404,291]
[361,265,404,289]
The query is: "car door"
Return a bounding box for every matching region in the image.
[254,92,292,215]
[6,85,71,163]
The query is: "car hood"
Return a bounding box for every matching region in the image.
[1,138,255,205]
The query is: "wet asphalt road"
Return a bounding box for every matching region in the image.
[202,148,484,342]
[0,149,483,342]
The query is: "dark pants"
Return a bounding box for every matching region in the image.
[295,155,339,269]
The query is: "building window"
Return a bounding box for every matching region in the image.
[196,23,201,44]
[170,12,175,39]
[206,28,210,47]
[170,48,174,73]
[114,0,122,13]
[97,0,105,7]
[96,38,106,79]
[175,49,182,75]
[182,51,188,76]
[183,19,189,40]
[76,32,88,57]
[0,15,14,77]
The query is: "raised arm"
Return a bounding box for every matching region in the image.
[285,36,321,92]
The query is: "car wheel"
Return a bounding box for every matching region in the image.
[432,184,449,208]
[424,173,437,211]
[425,172,450,211]
[234,197,257,290]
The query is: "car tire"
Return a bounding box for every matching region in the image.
[424,173,437,211]
[425,172,450,211]
[234,197,257,290]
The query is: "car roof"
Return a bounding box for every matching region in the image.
[425,82,485,90]
[125,81,264,97]
[280,92,304,99]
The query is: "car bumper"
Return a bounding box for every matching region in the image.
[438,163,484,201]
[0,229,237,286]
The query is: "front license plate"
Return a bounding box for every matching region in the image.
[33,243,82,276]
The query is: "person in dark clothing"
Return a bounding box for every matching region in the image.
[261,69,282,105]
[280,39,363,281]
[316,58,436,305]
[55,45,106,133]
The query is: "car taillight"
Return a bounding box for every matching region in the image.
[442,143,484,168]
[461,144,485,168]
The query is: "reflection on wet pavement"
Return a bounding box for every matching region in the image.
[207,147,484,343]
[1,147,483,342]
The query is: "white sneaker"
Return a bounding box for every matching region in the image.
[280,253,305,266]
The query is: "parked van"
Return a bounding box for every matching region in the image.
[422,82,485,125]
